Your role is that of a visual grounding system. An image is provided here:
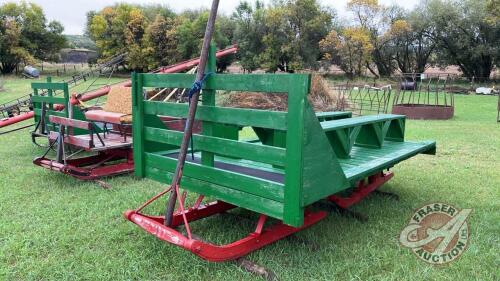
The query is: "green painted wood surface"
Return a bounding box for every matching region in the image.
[145,166,284,219]
[132,59,436,227]
[132,73,146,178]
[282,75,309,226]
[321,114,404,131]
[301,104,350,206]
[144,101,287,130]
[145,153,284,202]
[340,140,436,182]
[143,127,286,166]
[201,43,217,167]
[142,73,302,93]
[31,82,67,91]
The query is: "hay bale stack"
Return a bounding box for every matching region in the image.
[220,75,341,112]
[103,86,132,114]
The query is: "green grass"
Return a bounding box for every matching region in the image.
[0,78,499,280]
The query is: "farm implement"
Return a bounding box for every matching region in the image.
[124,44,437,262]
[30,46,238,180]
[0,53,126,133]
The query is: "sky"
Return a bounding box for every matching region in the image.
[1,0,418,35]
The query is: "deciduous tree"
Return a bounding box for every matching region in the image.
[0,2,66,74]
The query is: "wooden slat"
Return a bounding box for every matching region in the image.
[145,153,284,202]
[49,131,92,148]
[33,108,66,117]
[31,96,66,104]
[31,83,67,91]
[145,166,284,220]
[144,101,287,130]
[65,135,92,148]
[49,116,92,130]
[144,127,286,166]
[322,114,405,131]
[283,75,310,227]
[140,73,307,93]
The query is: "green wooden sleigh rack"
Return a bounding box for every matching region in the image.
[125,47,436,262]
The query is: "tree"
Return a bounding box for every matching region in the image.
[0,2,66,74]
[233,0,333,73]
[320,27,373,77]
[124,8,151,71]
[425,0,499,81]
[388,15,436,74]
[347,0,395,76]
[144,15,181,69]
[232,1,267,72]
[88,5,131,59]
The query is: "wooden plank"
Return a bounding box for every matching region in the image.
[283,75,309,227]
[49,116,92,130]
[145,166,284,220]
[140,73,308,93]
[144,101,287,130]
[301,103,350,206]
[144,127,286,166]
[322,114,405,131]
[145,153,285,202]
[31,82,67,91]
[31,96,67,104]
[65,135,92,148]
[132,73,146,178]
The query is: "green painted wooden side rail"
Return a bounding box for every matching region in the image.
[132,45,436,227]
[31,78,91,135]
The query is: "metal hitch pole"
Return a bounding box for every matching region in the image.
[164,0,220,226]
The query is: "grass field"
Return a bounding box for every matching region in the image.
[0,76,499,280]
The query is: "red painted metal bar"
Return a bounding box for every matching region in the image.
[33,149,133,180]
[157,44,238,74]
[0,112,35,128]
[124,206,326,262]
[327,171,394,209]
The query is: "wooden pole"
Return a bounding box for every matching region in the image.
[164,0,220,226]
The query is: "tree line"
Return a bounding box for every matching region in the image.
[1,0,499,81]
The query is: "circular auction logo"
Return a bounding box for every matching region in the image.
[399,203,472,265]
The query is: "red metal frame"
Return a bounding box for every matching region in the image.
[124,171,394,261]
[327,171,394,209]
[125,202,326,262]
[33,149,133,180]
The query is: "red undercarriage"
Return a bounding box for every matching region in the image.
[125,171,394,262]
[33,149,134,180]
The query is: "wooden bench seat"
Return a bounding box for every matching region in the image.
[321,114,404,131]
[320,114,407,159]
